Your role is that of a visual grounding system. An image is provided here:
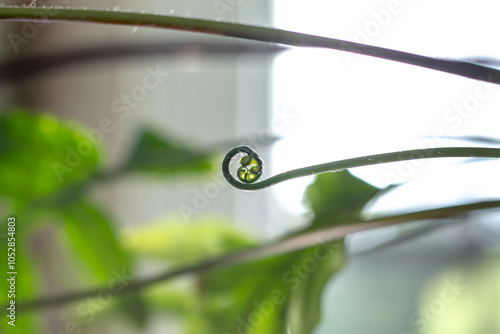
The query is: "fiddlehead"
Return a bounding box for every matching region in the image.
[222,145,500,191]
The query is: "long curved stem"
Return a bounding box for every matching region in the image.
[13,199,500,312]
[0,7,499,84]
[222,146,500,191]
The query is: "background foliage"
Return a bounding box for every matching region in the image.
[0,5,499,334]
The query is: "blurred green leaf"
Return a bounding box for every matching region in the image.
[146,281,199,315]
[121,217,258,331]
[199,255,290,334]
[118,293,149,328]
[0,227,42,333]
[121,173,370,334]
[121,217,255,264]
[305,171,379,228]
[198,241,344,334]
[0,205,71,333]
[421,253,500,334]
[61,201,131,281]
[120,219,346,334]
[123,129,213,176]
[285,244,343,334]
[60,200,147,328]
[0,111,100,203]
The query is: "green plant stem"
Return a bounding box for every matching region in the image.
[223,146,500,191]
[12,199,500,313]
[1,7,500,84]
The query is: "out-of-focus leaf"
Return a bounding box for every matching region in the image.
[0,205,68,333]
[0,231,42,333]
[420,253,500,334]
[60,200,147,328]
[286,243,344,334]
[146,281,199,315]
[123,129,213,176]
[121,217,257,331]
[121,217,344,334]
[118,293,149,328]
[61,201,130,282]
[198,241,344,334]
[199,252,294,334]
[305,171,379,228]
[121,217,255,263]
[0,111,99,203]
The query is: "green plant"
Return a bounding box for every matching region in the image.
[0,5,499,334]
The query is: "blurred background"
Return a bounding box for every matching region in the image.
[0,0,499,333]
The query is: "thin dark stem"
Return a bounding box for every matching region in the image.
[0,7,499,84]
[12,199,500,313]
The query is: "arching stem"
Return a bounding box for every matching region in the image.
[222,146,500,191]
[0,7,499,84]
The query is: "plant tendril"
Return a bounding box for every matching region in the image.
[222,145,500,191]
[222,146,264,187]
